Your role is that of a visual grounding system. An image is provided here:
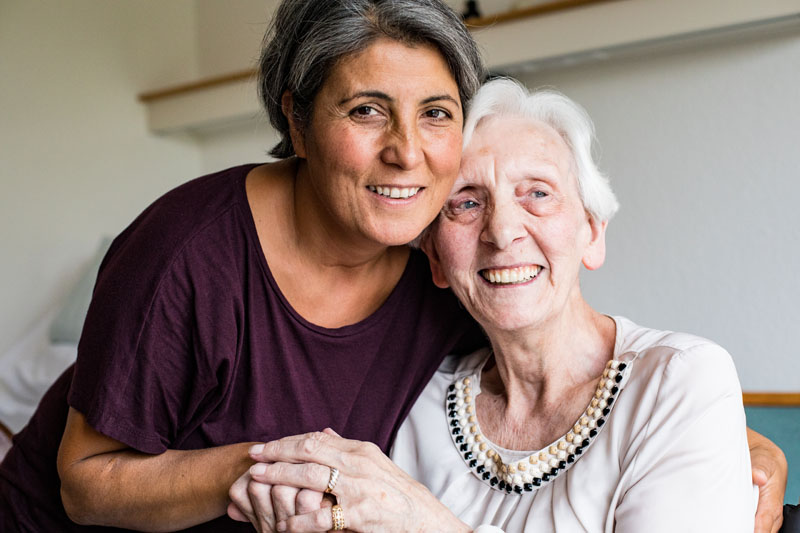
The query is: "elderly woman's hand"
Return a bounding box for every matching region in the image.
[228,469,328,532]
[246,430,470,533]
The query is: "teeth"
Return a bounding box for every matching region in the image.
[368,185,421,199]
[481,266,542,285]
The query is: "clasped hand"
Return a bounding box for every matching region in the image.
[227,428,468,533]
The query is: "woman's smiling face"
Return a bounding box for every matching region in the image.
[293,37,464,247]
[427,114,607,333]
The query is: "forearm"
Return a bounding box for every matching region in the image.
[60,434,256,530]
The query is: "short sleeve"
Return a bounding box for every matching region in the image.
[614,343,754,532]
[68,216,241,454]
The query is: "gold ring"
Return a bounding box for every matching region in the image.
[331,504,345,530]
[325,466,340,494]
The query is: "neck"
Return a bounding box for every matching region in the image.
[478,294,616,441]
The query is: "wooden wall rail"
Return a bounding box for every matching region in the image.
[137,0,610,103]
[743,393,800,407]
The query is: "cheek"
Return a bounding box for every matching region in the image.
[435,224,479,278]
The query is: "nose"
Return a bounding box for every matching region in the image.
[380,118,423,170]
[480,201,527,250]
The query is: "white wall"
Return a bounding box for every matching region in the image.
[0,1,203,353]
[515,29,800,390]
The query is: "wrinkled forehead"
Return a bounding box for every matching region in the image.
[456,114,576,186]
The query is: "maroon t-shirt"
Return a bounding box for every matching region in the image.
[0,164,484,531]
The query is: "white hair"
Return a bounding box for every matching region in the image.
[462,78,619,222]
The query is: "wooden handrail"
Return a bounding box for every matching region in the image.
[137,0,613,103]
[742,392,800,407]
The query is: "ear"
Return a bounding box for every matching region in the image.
[581,215,607,271]
[281,91,306,158]
[420,230,451,289]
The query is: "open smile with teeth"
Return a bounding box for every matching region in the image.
[480,265,543,285]
[367,185,422,199]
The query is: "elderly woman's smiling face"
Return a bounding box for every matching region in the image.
[427,114,607,332]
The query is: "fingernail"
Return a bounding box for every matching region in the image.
[249,463,266,476]
[276,521,287,532]
[249,444,265,455]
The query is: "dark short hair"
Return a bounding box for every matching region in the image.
[259,0,485,158]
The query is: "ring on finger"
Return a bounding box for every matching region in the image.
[331,504,346,530]
[325,466,340,494]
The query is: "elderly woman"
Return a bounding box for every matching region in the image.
[240,79,758,532]
[0,1,484,531]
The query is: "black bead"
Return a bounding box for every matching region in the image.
[505,484,513,494]
[490,477,499,486]
[597,418,605,427]
[589,429,598,438]
[559,460,567,469]
[541,473,550,482]
[602,407,611,416]
[532,477,542,486]
[582,439,590,447]
[575,447,583,455]
[483,472,491,480]
[617,363,627,371]
[464,452,473,460]
[476,465,485,474]
[551,469,559,477]
[614,374,623,383]
[567,454,575,463]
[455,435,464,443]
[448,410,457,418]
[448,384,455,391]
[460,443,468,451]
[448,402,456,410]
[469,459,478,468]
[524,483,533,492]
[514,485,523,494]
[447,394,456,401]
[452,428,461,435]
[450,419,459,427]
[498,480,506,490]
[611,386,619,395]
[606,396,614,405]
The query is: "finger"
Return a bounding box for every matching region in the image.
[227,501,250,523]
[296,489,325,515]
[271,484,298,524]
[247,478,276,532]
[322,427,341,437]
[250,461,332,494]
[752,467,768,487]
[279,505,358,533]
[229,472,257,525]
[249,432,361,464]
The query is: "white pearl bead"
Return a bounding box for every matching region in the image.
[458,407,466,417]
[598,399,607,409]
[484,458,493,468]
[456,399,464,407]
[455,381,464,390]
[611,361,620,369]
[531,468,542,477]
[567,445,576,454]
[602,390,611,399]
[607,369,617,379]
[605,378,615,389]
[581,427,590,438]
[459,417,468,426]
[523,473,533,483]
[548,458,559,468]
[513,474,523,485]
[472,443,481,453]
[467,435,475,444]
[478,452,487,461]
[588,419,597,429]
[557,450,567,460]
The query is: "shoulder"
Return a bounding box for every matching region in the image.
[615,316,742,415]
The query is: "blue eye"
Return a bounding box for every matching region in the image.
[458,199,479,209]
[533,190,548,198]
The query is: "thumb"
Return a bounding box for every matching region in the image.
[322,427,341,437]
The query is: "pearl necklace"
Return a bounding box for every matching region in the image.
[446,358,632,494]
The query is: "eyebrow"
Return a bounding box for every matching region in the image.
[338,91,460,109]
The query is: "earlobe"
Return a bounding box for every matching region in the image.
[582,217,608,271]
[281,91,306,158]
[420,232,451,289]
